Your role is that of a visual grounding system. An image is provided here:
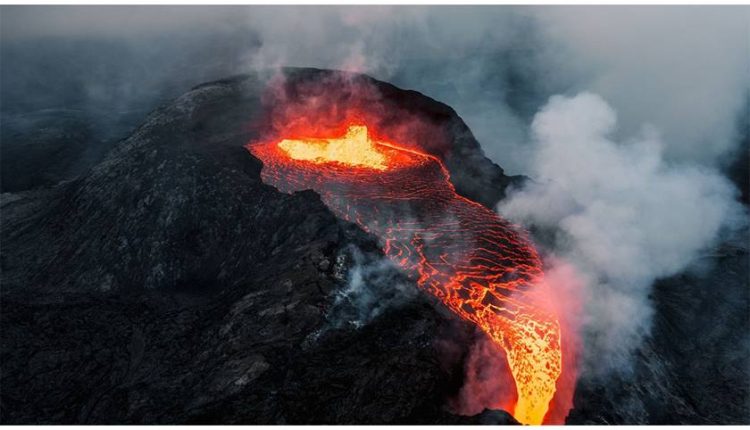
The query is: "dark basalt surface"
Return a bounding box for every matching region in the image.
[1,261,507,424]
[0,69,518,424]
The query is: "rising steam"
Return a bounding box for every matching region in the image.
[498,92,746,377]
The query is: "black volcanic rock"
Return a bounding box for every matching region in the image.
[0,69,520,424]
[0,272,480,424]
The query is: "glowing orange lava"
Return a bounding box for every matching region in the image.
[249,125,567,425]
[279,125,389,170]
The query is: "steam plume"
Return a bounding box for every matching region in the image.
[498,92,746,376]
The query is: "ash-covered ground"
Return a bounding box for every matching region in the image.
[1,69,748,424]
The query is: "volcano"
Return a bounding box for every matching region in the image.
[0,68,530,424]
[1,67,747,425]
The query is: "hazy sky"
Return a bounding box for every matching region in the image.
[2,6,748,173]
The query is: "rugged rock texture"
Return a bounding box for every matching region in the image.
[0,69,518,424]
[1,260,498,424]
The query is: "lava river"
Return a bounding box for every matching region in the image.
[249,124,569,425]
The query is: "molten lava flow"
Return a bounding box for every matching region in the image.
[279,125,388,170]
[249,125,567,425]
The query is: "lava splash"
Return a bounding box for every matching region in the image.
[249,124,567,425]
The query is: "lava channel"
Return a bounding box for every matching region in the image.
[249,124,568,425]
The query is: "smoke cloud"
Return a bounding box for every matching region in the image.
[498,92,746,376]
[531,7,750,167]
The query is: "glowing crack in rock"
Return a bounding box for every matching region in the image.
[249,124,567,425]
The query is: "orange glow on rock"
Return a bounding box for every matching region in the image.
[248,124,572,425]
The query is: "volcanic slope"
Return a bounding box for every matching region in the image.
[0,69,521,424]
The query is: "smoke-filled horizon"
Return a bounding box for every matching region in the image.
[2,6,748,174]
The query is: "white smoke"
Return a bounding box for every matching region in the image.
[328,246,417,329]
[498,92,746,376]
